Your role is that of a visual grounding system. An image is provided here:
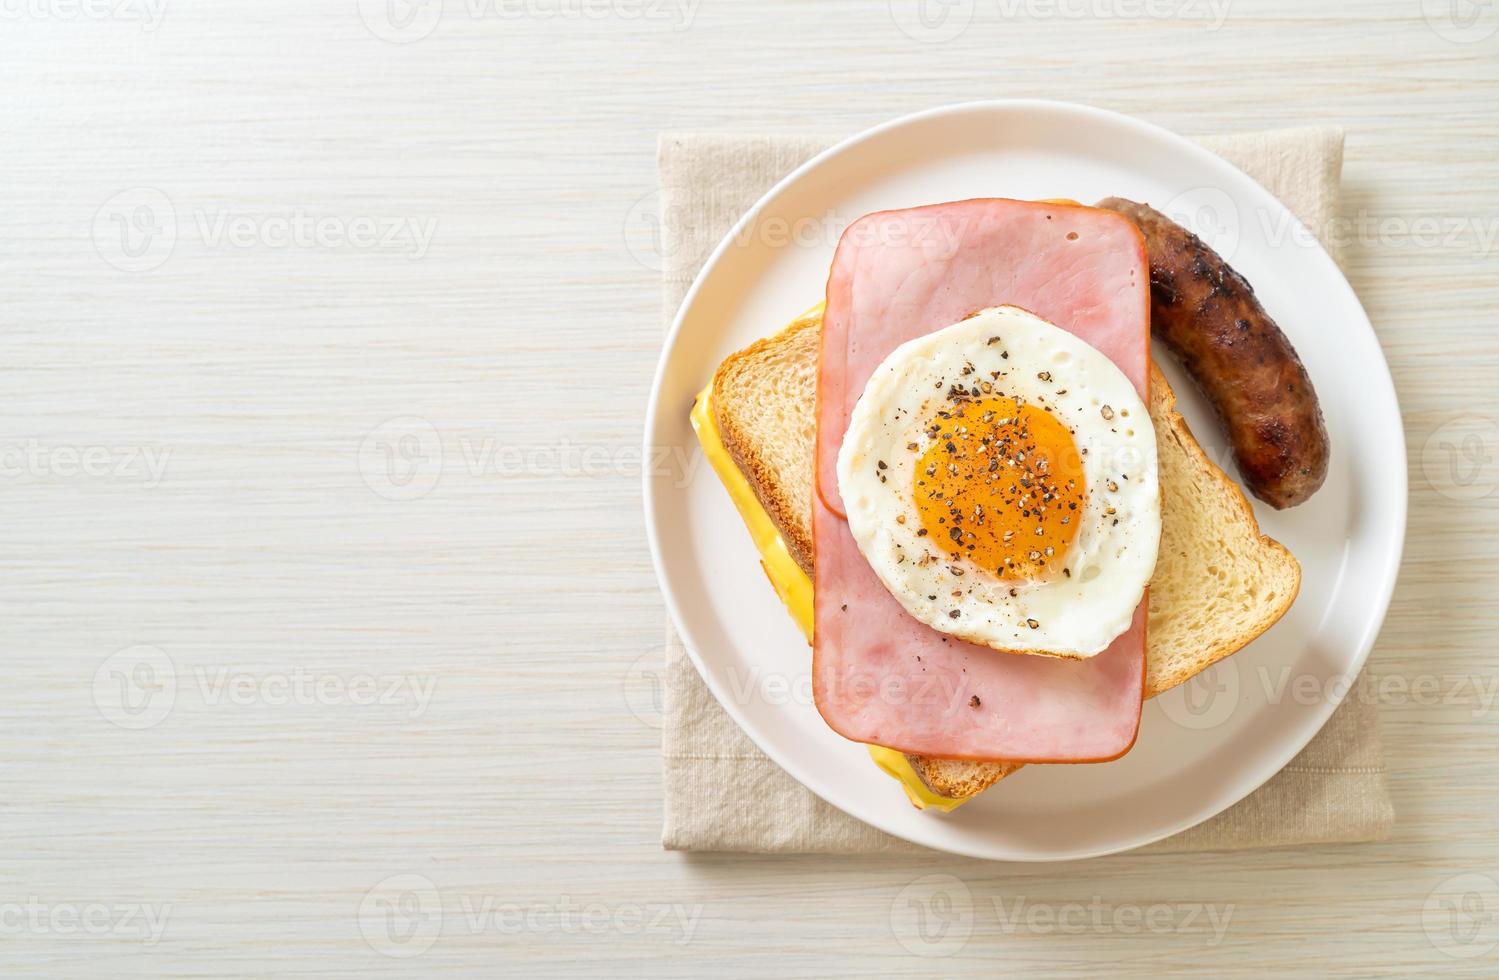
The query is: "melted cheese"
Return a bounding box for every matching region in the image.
[690,353,966,813]
[689,385,814,639]
[866,745,967,813]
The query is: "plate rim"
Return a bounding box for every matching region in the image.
[643,98,1407,861]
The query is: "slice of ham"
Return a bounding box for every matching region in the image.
[813,199,1150,762]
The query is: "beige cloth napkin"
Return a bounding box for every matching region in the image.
[659,125,1395,854]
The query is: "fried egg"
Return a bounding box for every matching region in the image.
[836,306,1159,659]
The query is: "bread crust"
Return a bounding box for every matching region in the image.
[712,308,821,577]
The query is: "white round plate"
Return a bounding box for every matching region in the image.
[643,100,1405,861]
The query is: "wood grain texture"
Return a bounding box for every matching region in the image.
[0,0,1495,975]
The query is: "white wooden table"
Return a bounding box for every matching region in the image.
[2,1,1496,975]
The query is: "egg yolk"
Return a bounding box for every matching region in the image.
[914,396,1085,581]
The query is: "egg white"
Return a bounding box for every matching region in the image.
[836,306,1160,659]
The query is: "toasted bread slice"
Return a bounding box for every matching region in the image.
[1143,361,1302,695]
[711,307,821,574]
[906,756,1023,800]
[711,310,1300,801]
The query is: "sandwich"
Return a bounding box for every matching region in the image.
[690,197,1316,810]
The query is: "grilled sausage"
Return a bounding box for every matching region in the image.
[1097,197,1329,509]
